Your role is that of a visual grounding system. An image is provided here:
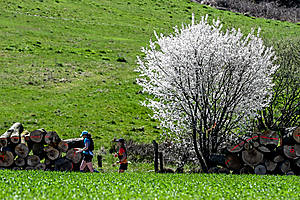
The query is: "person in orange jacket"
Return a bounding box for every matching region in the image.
[113,138,128,173]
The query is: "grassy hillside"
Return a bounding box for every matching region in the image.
[0,0,299,148]
[1,170,299,199]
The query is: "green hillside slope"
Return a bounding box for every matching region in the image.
[0,0,299,148]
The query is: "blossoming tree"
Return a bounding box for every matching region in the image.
[136,15,278,172]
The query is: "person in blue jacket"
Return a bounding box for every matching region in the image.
[76,131,96,173]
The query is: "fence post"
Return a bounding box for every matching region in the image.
[152,140,159,172]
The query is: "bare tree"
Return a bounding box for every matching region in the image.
[136,15,278,172]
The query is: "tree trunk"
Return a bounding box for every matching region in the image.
[254,164,267,175]
[97,155,102,168]
[57,141,68,153]
[225,154,241,170]
[0,151,14,167]
[30,129,47,143]
[259,130,279,150]
[63,138,84,149]
[45,131,61,145]
[283,145,298,159]
[15,143,29,158]
[66,148,82,164]
[240,166,254,174]
[44,146,60,160]
[14,157,26,167]
[242,149,264,166]
[54,158,73,171]
[35,163,46,170]
[0,123,23,147]
[153,140,159,172]
[159,152,164,172]
[265,160,277,172]
[27,155,40,167]
[9,122,24,144]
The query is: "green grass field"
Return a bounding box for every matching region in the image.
[1,0,299,148]
[0,170,299,199]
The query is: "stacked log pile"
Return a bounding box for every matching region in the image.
[218,127,300,175]
[0,123,84,171]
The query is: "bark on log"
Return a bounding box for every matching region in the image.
[0,123,24,147]
[283,145,298,159]
[259,130,279,150]
[254,164,267,175]
[225,154,241,170]
[9,122,24,144]
[66,148,82,164]
[15,143,29,158]
[14,157,26,167]
[0,151,14,167]
[57,141,68,153]
[54,158,73,171]
[227,142,243,153]
[45,131,61,145]
[265,160,277,172]
[27,155,40,167]
[295,144,300,157]
[44,146,60,160]
[242,149,264,166]
[295,159,300,168]
[63,138,84,149]
[30,129,47,143]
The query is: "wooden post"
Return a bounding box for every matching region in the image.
[152,140,158,172]
[159,152,164,173]
[97,155,102,168]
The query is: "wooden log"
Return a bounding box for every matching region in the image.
[45,131,61,145]
[66,148,82,164]
[57,141,68,153]
[273,155,284,163]
[218,167,230,174]
[295,144,300,157]
[63,138,84,149]
[15,143,29,158]
[225,154,241,170]
[240,166,254,174]
[14,157,25,167]
[259,130,279,150]
[12,167,22,170]
[153,140,159,172]
[242,149,263,166]
[0,151,14,167]
[282,126,300,145]
[226,141,244,153]
[253,142,260,148]
[295,159,300,168]
[54,158,73,171]
[208,167,220,174]
[283,145,298,160]
[0,123,24,147]
[9,122,24,144]
[27,155,40,167]
[244,142,252,151]
[265,160,277,172]
[44,146,60,160]
[286,171,295,175]
[21,130,30,144]
[30,129,47,143]
[35,163,46,170]
[32,143,45,159]
[279,160,290,174]
[257,145,271,153]
[25,166,35,170]
[254,164,266,175]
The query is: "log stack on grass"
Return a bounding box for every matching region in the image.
[0,122,85,172]
[211,127,300,175]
